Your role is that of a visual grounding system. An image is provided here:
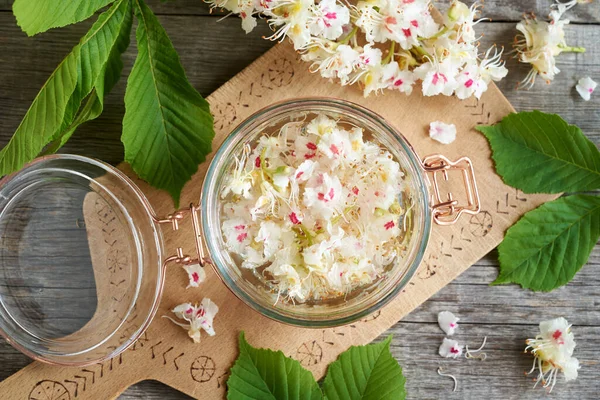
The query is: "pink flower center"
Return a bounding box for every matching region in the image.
[352,186,359,195]
[192,272,200,282]
[255,156,261,168]
[411,19,419,27]
[318,193,325,201]
[432,73,448,85]
[384,221,395,230]
[402,28,412,37]
[197,308,205,317]
[464,79,474,88]
[552,329,565,344]
[237,232,248,242]
[304,153,316,159]
[289,212,301,225]
[235,224,246,231]
[450,323,456,328]
[296,171,304,179]
[306,142,317,150]
[325,11,337,20]
[394,79,404,87]
[589,88,594,93]
[186,308,193,314]
[450,347,459,354]
[330,144,340,155]
[328,187,335,199]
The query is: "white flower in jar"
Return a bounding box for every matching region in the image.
[303,172,344,220]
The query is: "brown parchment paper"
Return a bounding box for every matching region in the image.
[0,42,557,400]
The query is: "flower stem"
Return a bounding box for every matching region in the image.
[558,44,586,53]
[382,41,396,64]
[425,26,449,40]
[338,26,358,45]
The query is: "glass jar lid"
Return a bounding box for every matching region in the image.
[0,155,164,365]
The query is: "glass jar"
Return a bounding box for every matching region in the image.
[0,98,480,366]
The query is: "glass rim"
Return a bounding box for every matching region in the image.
[201,97,432,327]
[0,154,165,366]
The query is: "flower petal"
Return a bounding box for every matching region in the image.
[429,121,457,144]
[439,338,463,358]
[183,263,206,288]
[438,311,460,335]
[576,76,597,101]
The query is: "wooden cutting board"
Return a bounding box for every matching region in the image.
[0,41,556,399]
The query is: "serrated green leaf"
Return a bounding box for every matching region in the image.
[226,332,322,400]
[476,111,600,193]
[322,336,406,400]
[0,0,133,173]
[13,0,116,36]
[123,0,214,206]
[44,0,133,154]
[0,53,79,176]
[494,195,600,291]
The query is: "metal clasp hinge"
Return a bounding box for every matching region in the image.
[152,204,210,269]
[421,154,481,226]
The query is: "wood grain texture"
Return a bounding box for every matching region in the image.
[0,1,599,399]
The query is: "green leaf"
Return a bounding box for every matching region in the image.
[44,0,133,153]
[0,0,133,174]
[123,0,214,206]
[322,336,406,400]
[0,53,79,176]
[227,332,322,400]
[494,195,600,291]
[13,0,116,36]
[476,111,600,193]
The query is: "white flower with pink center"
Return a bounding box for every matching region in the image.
[317,128,352,160]
[439,337,463,358]
[210,0,506,99]
[354,3,395,43]
[525,317,580,392]
[164,298,219,343]
[576,77,597,101]
[308,0,350,40]
[306,44,360,84]
[222,218,252,254]
[303,173,344,220]
[437,311,459,335]
[265,0,313,50]
[429,121,457,145]
[382,62,415,95]
[415,59,459,97]
[183,263,206,289]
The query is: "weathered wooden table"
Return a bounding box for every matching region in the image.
[0,1,598,399]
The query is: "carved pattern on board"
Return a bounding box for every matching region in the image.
[29,381,70,400]
[190,356,217,383]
